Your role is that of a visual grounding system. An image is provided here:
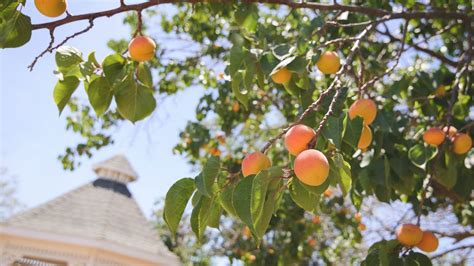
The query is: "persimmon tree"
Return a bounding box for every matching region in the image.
[2,0,473,264]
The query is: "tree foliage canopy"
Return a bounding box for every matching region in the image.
[2,0,473,264]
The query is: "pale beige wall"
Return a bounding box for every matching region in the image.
[0,234,167,266]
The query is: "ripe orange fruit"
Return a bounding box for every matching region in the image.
[358,223,366,231]
[128,36,156,62]
[355,213,362,222]
[348,99,377,125]
[241,151,272,177]
[316,51,341,74]
[242,226,251,238]
[247,254,256,262]
[323,188,333,197]
[284,124,316,156]
[311,215,320,224]
[216,134,226,144]
[34,0,67,17]
[271,67,292,84]
[232,101,240,112]
[416,231,439,253]
[308,239,317,247]
[209,147,221,156]
[452,133,472,154]
[396,224,423,246]
[423,128,445,146]
[358,125,372,149]
[294,149,329,186]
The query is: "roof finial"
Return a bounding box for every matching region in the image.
[92,154,138,183]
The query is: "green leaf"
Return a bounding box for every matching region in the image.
[114,74,156,123]
[282,76,300,97]
[233,175,257,235]
[306,49,321,65]
[270,56,296,76]
[191,196,212,241]
[251,167,282,224]
[0,6,31,48]
[191,190,202,207]
[231,71,249,109]
[53,76,80,114]
[408,144,436,168]
[219,182,238,217]
[195,156,221,197]
[207,198,222,229]
[0,0,20,10]
[289,178,320,213]
[80,52,100,78]
[408,252,432,266]
[299,174,331,195]
[254,183,283,238]
[286,56,307,74]
[137,63,153,88]
[229,44,244,75]
[102,54,126,85]
[333,153,352,196]
[55,46,83,72]
[342,115,364,151]
[322,114,344,149]
[164,178,195,235]
[87,77,114,116]
[272,44,295,60]
[434,152,458,189]
[243,56,255,91]
[234,4,258,33]
[350,188,363,210]
[362,240,401,266]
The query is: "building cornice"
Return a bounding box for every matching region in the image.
[0,224,180,266]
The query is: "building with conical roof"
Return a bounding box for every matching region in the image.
[0,155,181,266]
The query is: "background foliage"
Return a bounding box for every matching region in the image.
[1,0,473,264]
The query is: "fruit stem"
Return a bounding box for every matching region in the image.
[134,10,143,36]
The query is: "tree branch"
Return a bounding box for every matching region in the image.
[27,29,55,71]
[431,230,474,243]
[28,19,95,71]
[431,245,474,260]
[429,179,464,203]
[30,0,471,32]
[359,20,409,94]
[261,21,376,153]
[377,28,458,67]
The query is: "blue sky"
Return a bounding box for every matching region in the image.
[0,0,201,217]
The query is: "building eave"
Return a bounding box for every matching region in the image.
[0,224,180,266]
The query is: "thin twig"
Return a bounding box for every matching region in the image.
[359,20,409,93]
[356,49,365,97]
[134,10,143,37]
[261,21,377,154]
[28,19,94,71]
[430,245,474,259]
[377,27,458,67]
[27,29,55,71]
[311,83,342,147]
[326,20,373,28]
[416,177,430,226]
